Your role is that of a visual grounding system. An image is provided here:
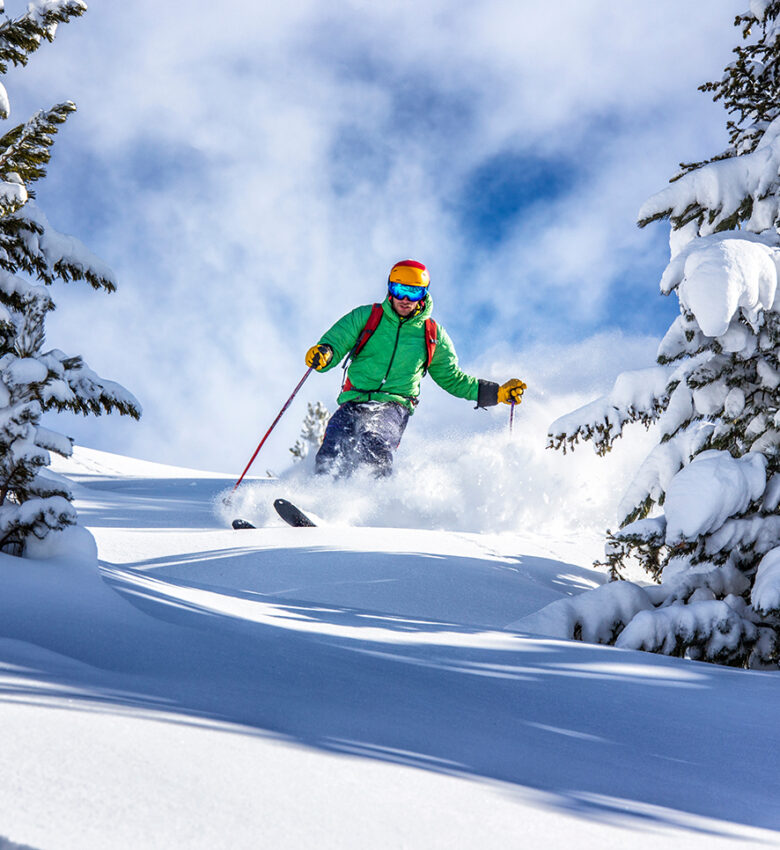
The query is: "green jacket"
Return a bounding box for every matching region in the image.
[317,294,480,413]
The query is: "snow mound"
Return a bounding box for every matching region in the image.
[24,524,98,564]
[51,445,235,480]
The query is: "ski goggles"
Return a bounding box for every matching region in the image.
[388,280,428,302]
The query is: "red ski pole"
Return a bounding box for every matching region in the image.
[230,367,314,493]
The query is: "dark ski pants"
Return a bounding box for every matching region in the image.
[315,401,410,478]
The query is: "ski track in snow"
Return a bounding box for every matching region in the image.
[0,447,778,849]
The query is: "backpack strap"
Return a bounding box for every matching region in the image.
[342,306,437,393]
[342,302,384,392]
[423,318,437,373]
[353,303,384,360]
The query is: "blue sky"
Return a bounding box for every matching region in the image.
[1,0,746,472]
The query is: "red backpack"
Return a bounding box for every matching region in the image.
[342,303,438,391]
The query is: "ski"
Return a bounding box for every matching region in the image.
[232,501,317,529]
[274,498,316,527]
[231,518,256,530]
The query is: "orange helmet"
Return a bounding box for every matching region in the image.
[388,259,430,288]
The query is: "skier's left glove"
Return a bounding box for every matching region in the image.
[497,378,526,405]
[305,344,333,371]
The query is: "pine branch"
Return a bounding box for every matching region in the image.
[44,353,142,419]
[52,256,116,291]
[0,101,76,187]
[0,215,46,278]
[3,204,117,291]
[0,1,87,77]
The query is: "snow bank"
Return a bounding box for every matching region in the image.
[24,523,97,564]
[52,444,236,480]
[663,450,766,543]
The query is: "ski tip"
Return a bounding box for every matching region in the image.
[273,498,316,527]
[232,518,256,530]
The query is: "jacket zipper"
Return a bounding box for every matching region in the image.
[376,319,403,391]
[348,315,415,402]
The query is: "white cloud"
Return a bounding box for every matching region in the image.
[3,0,745,475]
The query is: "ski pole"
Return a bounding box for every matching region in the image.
[509,401,516,434]
[231,367,314,493]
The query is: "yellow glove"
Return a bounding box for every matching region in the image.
[305,344,333,371]
[497,378,526,405]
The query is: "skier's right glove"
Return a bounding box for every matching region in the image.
[497,378,526,405]
[305,344,333,371]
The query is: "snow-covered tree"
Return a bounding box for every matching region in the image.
[0,1,140,555]
[544,2,780,668]
[290,401,329,461]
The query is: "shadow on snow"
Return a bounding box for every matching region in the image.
[0,554,778,840]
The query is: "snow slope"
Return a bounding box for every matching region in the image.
[0,446,778,849]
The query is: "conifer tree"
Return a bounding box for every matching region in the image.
[543,2,780,667]
[0,1,140,555]
[290,401,329,462]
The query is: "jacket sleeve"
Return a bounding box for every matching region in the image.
[428,325,500,407]
[316,305,374,373]
[427,325,481,401]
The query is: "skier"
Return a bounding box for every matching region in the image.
[304,259,526,477]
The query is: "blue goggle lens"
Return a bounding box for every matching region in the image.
[388,281,428,302]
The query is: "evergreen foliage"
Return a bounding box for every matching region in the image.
[641,3,780,233]
[697,2,780,158]
[0,1,139,555]
[547,4,780,667]
[0,1,86,116]
[290,401,329,461]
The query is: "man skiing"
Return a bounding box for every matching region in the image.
[305,259,526,477]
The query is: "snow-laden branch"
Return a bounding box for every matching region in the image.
[615,599,760,665]
[662,450,766,543]
[10,202,117,291]
[615,422,714,525]
[639,116,780,234]
[510,581,655,644]
[0,173,25,215]
[0,0,86,80]
[0,102,77,188]
[547,365,671,456]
